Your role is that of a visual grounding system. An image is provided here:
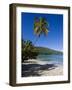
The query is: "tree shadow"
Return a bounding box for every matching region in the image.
[21,64,57,77]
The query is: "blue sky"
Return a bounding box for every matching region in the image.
[21,12,63,51]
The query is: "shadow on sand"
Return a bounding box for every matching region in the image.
[22,64,57,77]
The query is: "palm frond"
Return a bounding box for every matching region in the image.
[34,17,49,37]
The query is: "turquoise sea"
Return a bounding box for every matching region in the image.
[37,54,63,65]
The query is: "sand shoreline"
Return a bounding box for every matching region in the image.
[22,59,63,77]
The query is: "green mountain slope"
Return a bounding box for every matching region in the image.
[34,46,63,55]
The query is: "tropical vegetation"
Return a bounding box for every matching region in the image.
[22,40,38,62]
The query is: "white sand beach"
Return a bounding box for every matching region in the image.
[22,59,63,77]
[38,66,63,76]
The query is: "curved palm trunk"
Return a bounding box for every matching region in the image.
[34,36,39,45]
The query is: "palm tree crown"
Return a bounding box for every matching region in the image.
[34,17,49,37]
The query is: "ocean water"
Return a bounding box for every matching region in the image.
[37,54,63,65]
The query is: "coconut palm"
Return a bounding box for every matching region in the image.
[34,17,49,38]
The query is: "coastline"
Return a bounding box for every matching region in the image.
[22,59,63,77]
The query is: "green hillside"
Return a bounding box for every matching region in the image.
[33,46,63,55]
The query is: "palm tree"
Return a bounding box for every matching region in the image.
[34,17,49,39]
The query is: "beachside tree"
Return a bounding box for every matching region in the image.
[22,40,39,62]
[34,17,49,43]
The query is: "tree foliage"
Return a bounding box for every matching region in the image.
[34,17,49,37]
[22,40,39,62]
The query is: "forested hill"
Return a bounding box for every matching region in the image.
[34,46,63,55]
